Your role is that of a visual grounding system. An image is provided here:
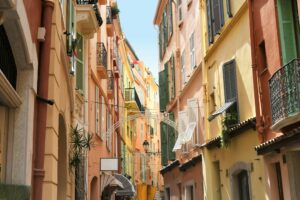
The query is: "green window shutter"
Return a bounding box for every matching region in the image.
[160,122,168,166]
[223,60,237,102]
[169,0,173,36]
[159,68,169,111]
[212,0,224,35]
[171,55,176,98]
[76,34,84,91]
[206,0,213,44]
[277,0,298,65]
[163,10,168,50]
[168,113,176,161]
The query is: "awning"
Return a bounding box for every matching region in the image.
[100,173,124,195]
[183,122,197,143]
[114,173,136,197]
[208,101,236,121]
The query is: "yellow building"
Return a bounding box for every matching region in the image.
[201,1,266,199]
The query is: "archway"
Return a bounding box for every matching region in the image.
[90,176,98,200]
[57,114,67,200]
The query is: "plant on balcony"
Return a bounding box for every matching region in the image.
[220,112,238,148]
[111,5,120,18]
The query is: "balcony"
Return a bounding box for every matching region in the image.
[125,88,144,114]
[106,6,114,37]
[75,0,103,38]
[96,42,108,78]
[269,58,300,131]
[107,70,114,99]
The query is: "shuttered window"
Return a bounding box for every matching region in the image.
[75,34,84,91]
[206,0,225,44]
[171,55,176,99]
[169,0,173,36]
[223,60,239,125]
[95,86,100,135]
[276,0,300,65]
[226,0,232,17]
[223,60,237,102]
[163,10,168,50]
[159,68,169,111]
[160,122,168,166]
[190,32,195,69]
[168,113,176,161]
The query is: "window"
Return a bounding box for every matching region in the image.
[206,0,225,44]
[75,34,84,92]
[181,51,186,88]
[101,96,105,140]
[259,40,268,73]
[213,161,222,200]
[106,112,112,150]
[275,162,284,200]
[165,188,171,200]
[95,86,100,135]
[276,0,300,65]
[185,185,194,200]
[190,32,196,69]
[223,60,238,126]
[178,0,183,23]
[159,0,174,60]
[209,92,216,114]
[237,170,250,200]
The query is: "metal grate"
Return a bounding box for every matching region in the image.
[0,25,17,89]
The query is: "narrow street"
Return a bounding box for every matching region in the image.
[0,0,300,199]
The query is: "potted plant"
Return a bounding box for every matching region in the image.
[111,4,120,19]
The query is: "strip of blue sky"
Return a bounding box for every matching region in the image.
[117,0,158,81]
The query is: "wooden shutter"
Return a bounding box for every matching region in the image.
[76,34,84,91]
[168,113,176,161]
[159,24,162,60]
[277,0,298,65]
[206,0,213,44]
[160,122,168,166]
[212,0,223,35]
[169,0,173,36]
[226,0,232,17]
[95,86,99,135]
[223,60,237,102]
[163,10,168,50]
[171,55,176,98]
[159,68,169,111]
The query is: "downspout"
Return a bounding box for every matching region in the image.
[32,1,54,200]
[248,0,264,142]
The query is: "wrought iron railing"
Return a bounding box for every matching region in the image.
[76,0,103,26]
[96,42,107,69]
[125,88,144,111]
[269,58,300,125]
[107,70,114,91]
[106,6,113,24]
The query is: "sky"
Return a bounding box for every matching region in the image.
[117,0,159,81]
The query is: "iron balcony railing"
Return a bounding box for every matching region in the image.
[106,6,113,24]
[125,88,144,111]
[76,0,103,26]
[96,42,107,69]
[107,70,114,90]
[269,58,300,125]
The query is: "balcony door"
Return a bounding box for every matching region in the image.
[277,0,300,65]
[0,106,8,181]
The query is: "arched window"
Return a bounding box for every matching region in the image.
[230,162,251,200]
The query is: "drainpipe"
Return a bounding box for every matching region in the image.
[248,0,264,142]
[32,1,54,200]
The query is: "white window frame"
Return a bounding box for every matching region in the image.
[185,184,195,200]
[190,32,196,70]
